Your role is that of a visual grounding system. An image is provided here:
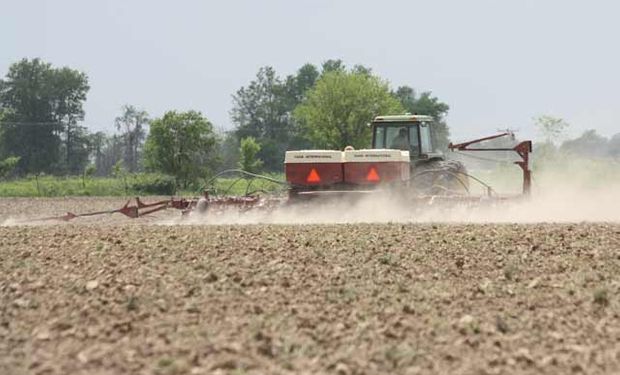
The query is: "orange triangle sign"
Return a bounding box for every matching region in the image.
[306,168,321,183]
[366,167,380,182]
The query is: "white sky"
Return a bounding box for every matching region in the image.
[2,0,619,142]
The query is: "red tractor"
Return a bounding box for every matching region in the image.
[284,114,506,200]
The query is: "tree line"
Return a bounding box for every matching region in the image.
[1,58,618,188]
[0,58,451,186]
[534,115,620,159]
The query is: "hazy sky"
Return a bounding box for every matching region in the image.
[2,0,619,141]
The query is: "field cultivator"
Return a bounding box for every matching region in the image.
[31,194,285,222]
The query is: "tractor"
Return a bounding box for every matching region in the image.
[284,114,471,199]
[371,114,470,195]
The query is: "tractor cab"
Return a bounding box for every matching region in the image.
[371,114,442,161]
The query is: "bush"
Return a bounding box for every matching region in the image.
[238,136,263,173]
[129,173,176,195]
[0,156,20,179]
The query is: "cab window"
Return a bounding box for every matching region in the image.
[409,125,420,155]
[419,122,432,153]
[374,126,385,148]
[386,127,409,150]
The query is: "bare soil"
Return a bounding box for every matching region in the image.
[1,198,620,374]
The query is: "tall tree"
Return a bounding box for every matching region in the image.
[283,64,319,107]
[144,110,218,187]
[534,115,569,144]
[231,67,286,141]
[63,125,91,174]
[231,66,310,170]
[115,105,148,172]
[0,58,89,174]
[282,64,320,150]
[294,70,403,149]
[53,66,90,173]
[393,86,450,150]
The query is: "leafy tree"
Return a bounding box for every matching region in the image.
[0,58,89,174]
[351,64,373,76]
[62,124,91,174]
[54,66,90,173]
[294,70,403,149]
[231,65,317,170]
[560,129,608,158]
[393,86,451,150]
[321,59,346,74]
[231,67,288,170]
[115,105,148,172]
[238,136,263,173]
[231,67,286,141]
[283,64,319,107]
[281,63,321,151]
[534,115,569,144]
[144,110,218,187]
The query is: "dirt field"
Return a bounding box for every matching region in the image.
[1,199,620,374]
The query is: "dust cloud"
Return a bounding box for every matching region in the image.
[165,156,620,225]
[2,157,618,226]
[162,186,618,225]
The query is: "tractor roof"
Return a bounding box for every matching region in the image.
[373,114,434,123]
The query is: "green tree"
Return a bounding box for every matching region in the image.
[144,110,218,187]
[231,67,288,170]
[62,125,92,174]
[351,64,373,76]
[283,64,320,107]
[238,136,263,173]
[0,58,89,174]
[231,65,319,170]
[115,105,148,172]
[393,86,451,150]
[534,115,569,144]
[282,64,320,150]
[54,66,91,174]
[294,70,403,149]
[231,67,286,141]
[321,59,346,74]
